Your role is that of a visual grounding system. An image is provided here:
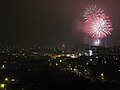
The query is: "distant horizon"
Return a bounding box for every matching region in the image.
[0,42,120,47]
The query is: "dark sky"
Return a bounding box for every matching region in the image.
[1,0,120,46]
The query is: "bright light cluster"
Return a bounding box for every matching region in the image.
[83,5,113,39]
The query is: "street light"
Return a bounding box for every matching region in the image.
[0,84,5,88]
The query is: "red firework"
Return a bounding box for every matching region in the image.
[83,5,113,39]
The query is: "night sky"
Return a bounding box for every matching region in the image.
[1,0,120,46]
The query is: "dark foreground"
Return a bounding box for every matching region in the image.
[0,60,120,90]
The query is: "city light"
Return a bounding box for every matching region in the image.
[104,61,107,64]
[5,78,8,82]
[60,60,62,63]
[89,50,93,56]
[90,59,92,61]
[101,73,104,76]
[2,65,5,68]
[66,54,71,57]
[94,39,100,46]
[0,84,5,88]
[55,63,58,66]
[100,73,104,80]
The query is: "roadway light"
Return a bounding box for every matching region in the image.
[2,65,5,68]
[0,84,5,88]
[60,60,62,62]
[5,78,8,81]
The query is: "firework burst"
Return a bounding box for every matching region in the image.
[83,5,113,39]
